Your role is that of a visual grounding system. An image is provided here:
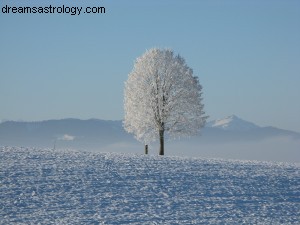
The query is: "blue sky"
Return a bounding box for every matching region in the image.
[1,0,300,132]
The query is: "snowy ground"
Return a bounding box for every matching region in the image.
[1,147,299,224]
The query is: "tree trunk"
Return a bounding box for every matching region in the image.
[159,129,164,155]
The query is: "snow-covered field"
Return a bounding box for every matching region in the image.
[1,147,299,224]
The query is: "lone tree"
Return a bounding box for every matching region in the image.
[124,48,207,155]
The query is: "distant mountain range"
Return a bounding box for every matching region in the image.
[0,118,133,150]
[0,115,299,162]
[206,115,259,131]
[204,115,300,142]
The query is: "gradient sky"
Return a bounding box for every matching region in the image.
[1,0,300,132]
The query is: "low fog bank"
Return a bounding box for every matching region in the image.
[1,119,299,163]
[99,137,300,163]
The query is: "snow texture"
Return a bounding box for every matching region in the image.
[124,48,207,144]
[1,146,299,224]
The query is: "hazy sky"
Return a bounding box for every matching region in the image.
[1,0,299,132]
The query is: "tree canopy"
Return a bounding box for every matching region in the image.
[124,48,207,155]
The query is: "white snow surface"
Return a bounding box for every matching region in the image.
[1,146,299,224]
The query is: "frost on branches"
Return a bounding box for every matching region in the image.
[124,48,207,155]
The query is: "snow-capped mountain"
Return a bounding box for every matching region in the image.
[206,115,260,131]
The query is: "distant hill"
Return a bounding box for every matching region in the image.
[206,115,259,131]
[0,119,136,150]
[204,115,300,142]
[0,116,299,162]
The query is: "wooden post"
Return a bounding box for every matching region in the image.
[159,129,164,155]
[145,145,148,155]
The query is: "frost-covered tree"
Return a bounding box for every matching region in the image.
[124,48,207,155]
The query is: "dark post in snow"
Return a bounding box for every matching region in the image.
[159,130,164,155]
[145,145,148,155]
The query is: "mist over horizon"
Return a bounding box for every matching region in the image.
[1,115,299,163]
